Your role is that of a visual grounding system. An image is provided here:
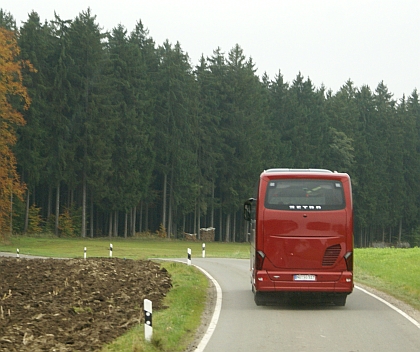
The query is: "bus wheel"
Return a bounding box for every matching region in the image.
[333,294,347,306]
[254,292,266,306]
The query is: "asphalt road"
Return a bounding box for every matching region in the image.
[188,258,420,352]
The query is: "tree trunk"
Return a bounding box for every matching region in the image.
[108,213,112,238]
[81,175,86,237]
[113,211,118,237]
[219,206,223,241]
[198,203,201,240]
[47,186,52,218]
[162,172,167,232]
[211,182,215,228]
[131,206,136,236]
[55,182,60,236]
[24,188,30,233]
[398,219,402,243]
[232,212,236,243]
[90,195,94,238]
[225,213,231,242]
[168,202,172,238]
[168,165,174,238]
[124,212,128,238]
[9,192,13,235]
[193,203,197,237]
[139,202,143,233]
[145,203,149,232]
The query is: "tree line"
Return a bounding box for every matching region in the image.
[1,8,420,247]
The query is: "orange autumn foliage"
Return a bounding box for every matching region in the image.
[0,27,32,236]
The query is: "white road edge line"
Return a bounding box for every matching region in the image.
[355,285,420,329]
[192,264,222,352]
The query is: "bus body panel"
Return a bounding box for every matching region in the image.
[263,210,348,269]
[247,169,353,305]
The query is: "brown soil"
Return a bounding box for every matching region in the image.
[0,257,172,351]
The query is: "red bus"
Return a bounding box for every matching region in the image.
[244,169,353,306]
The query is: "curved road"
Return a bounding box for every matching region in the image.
[188,258,420,352]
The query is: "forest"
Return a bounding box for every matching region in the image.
[1,8,420,247]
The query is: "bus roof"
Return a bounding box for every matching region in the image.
[264,168,333,173]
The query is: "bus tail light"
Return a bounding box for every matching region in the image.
[256,250,266,270]
[344,251,353,271]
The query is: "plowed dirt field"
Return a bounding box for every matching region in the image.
[0,257,172,351]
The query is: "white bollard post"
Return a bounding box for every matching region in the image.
[16,248,19,258]
[202,243,206,258]
[84,247,87,260]
[187,248,191,265]
[144,299,153,342]
[109,243,113,258]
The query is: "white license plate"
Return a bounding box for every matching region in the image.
[293,274,316,281]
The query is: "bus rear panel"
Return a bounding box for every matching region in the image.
[245,169,353,306]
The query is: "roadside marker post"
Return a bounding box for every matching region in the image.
[16,249,19,258]
[187,248,191,265]
[109,244,113,258]
[144,299,153,342]
[84,247,87,260]
[202,243,206,258]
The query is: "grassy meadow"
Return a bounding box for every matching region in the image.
[354,247,420,310]
[1,236,420,350]
[0,236,250,260]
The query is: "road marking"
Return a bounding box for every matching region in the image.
[192,264,222,352]
[355,285,420,329]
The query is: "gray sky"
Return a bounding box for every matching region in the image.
[3,0,419,100]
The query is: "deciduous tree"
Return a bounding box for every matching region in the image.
[0,27,32,235]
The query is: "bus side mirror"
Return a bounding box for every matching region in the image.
[244,198,255,221]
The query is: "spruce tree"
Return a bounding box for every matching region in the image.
[67,8,111,237]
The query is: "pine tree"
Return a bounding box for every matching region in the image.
[43,14,73,235]
[16,11,52,232]
[404,90,420,242]
[265,70,293,167]
[104,23,156,236]
[66,8,111,237]
[195,55,224,231]
[0,9,16,30]
[154,41,199,237]
[203,45,267,241]
[324,81,357,173]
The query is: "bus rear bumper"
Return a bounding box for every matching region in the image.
[254,270,353,293]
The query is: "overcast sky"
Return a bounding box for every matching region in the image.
[2,0,419,100]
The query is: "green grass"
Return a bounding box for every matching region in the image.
[354,247,420,310]
[0,236,250,260]
[2,237,420,349]
[102,261,208,352]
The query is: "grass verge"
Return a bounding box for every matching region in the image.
[354,247,420,311]
[102,261,208,352]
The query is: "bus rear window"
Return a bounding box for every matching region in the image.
[265,179,345,211]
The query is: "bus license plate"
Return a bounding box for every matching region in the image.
[293,274,316,281]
